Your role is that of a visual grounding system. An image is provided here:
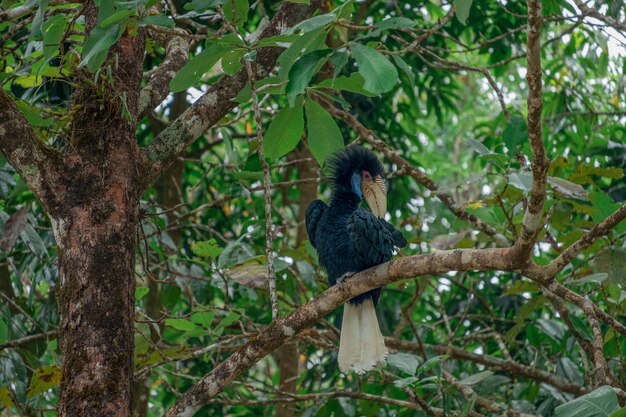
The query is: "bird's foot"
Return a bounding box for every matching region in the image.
[337,272,356,288]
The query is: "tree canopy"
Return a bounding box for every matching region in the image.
[1,0,626,416]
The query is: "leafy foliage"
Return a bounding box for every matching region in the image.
[1,0,626,416]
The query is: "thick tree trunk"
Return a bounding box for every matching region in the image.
[52,16,145,414]
[55,190,139,417]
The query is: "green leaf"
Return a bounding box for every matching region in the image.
[305,100,344,165]
[190,311,216,327]
[135,287,149,301]
[286,49,331,106]
[100,9,136,28]
[369,17,416,37]
[610,406,626,417]
[315,72,376,97]
[192,239,223,259]
[393,376,420,388]
[140,14,175,28]
[184,0,226,12]
[548,176,588,199]
[16,101,53,127]
[223,0,248,25]
[392,55,415,86]
[21,224,47,258]
[278,27,327,80]
[567,273,608,287]
[288,13,336,34]
[458,371,493,385]
[216,311,241,332]
[170,43,232,92]
[455,0,473,25]
[0,319,7,344]
[31,0,49,38]
[221,48,246,75]
[507,172,533,193]
[263,97,304,160]
[419,355,448,372]
[80,24,125,72]
[569,315,593,340]
[465,138,490,155]
[27,365,61,398]
[387,352,420,375]
[164,318,199,331]
[555,386,619,417]
[503,115,528,151]
[0,387,14,408]
[351,44,398,94]
[43,14,66,60]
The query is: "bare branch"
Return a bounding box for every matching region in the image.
[142,0,322,187]
[209,391,437,414]
[511,0,549,263]
[573,0,626,32]
[138,32,190,118]
[243,41,279,320]
[545,203,626,276]
[0,0,79,22]
[418,47,510,120]
[0,331,57,351]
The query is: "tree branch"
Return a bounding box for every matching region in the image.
[511,0,549,263]
[138,32,190,118]
[0,91,66,216]
[141,0,322,187]
[545,202,626,276]
[0,0,79,21]
[163,248,512,416]
[573,0,626,32]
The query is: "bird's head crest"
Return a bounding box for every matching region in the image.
[327,146,387,217]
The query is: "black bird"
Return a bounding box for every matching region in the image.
[306,146,407,373]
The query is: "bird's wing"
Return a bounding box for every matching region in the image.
[382,219,408,248]
[305,199,327,249]
[347,209,397,264]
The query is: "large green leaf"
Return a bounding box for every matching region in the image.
[223,0,248,25]
[288,13,336,34]
[555,386,619,417]
[169,43,232,92]
[315,72,376,97]
[278,27,327,80]
[263,98,304,160]
[305,100,344,165]
[351,44,398,94]
[286,49,331,106]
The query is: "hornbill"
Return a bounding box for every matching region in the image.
[306,146,407,374]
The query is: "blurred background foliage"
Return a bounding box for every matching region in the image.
[1,0,625,416]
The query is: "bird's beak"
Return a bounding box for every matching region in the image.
[361,175,387,218]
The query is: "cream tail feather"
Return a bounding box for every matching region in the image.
[337,298,388,374]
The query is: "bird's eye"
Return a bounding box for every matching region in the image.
[361,170,372,180]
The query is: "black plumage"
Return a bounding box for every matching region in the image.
[306,146,406,373]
